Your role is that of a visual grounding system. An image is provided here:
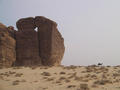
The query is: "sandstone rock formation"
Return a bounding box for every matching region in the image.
[0,16,65,67]
[35,16,65,66]
[15,17,41,66]
[0,23,16,68]
[0,22,7,29]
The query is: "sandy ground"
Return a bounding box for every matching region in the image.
[0,65,120,90]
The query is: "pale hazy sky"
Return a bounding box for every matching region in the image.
[0,0,120,66]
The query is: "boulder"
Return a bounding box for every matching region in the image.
[7,26,16,38]
[0,16,65,67]
[0,23,16,68]
[35,16,65,66]
[0,22,7,29]
[16,17,36,30]
[15,18,41,66]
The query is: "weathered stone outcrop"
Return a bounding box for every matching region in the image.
[7,26,16,38]
[0,16,65,67]
[0,22,7,29]
[15,17,41,66]
[35,16,65,66]
[0,23,16,68]
[16,17,36,30]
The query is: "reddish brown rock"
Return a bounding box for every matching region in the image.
[0,22,7,29]
[15,18,41,66]
[0,23,16,68]
[35,16,65,66]
[0,16,65,67]
[7,26,16,38]
[7,26,14,30]
[16,17,36,31]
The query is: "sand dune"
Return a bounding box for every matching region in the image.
[0,65,120,90]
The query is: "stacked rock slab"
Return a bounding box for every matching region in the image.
[15,17,41,66]
[35,16,65,66]
[0,23,16,67]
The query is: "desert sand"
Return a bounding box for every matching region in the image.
[0,65,120,90]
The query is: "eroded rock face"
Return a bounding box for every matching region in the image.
[0,22,7,29]
[0,16,65,67]
[7,26,16,38]
[50,26,65,66]
[16,17,36,30]
[15,17,41,66]
[35,16,65,66]
[0,23,16,68]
